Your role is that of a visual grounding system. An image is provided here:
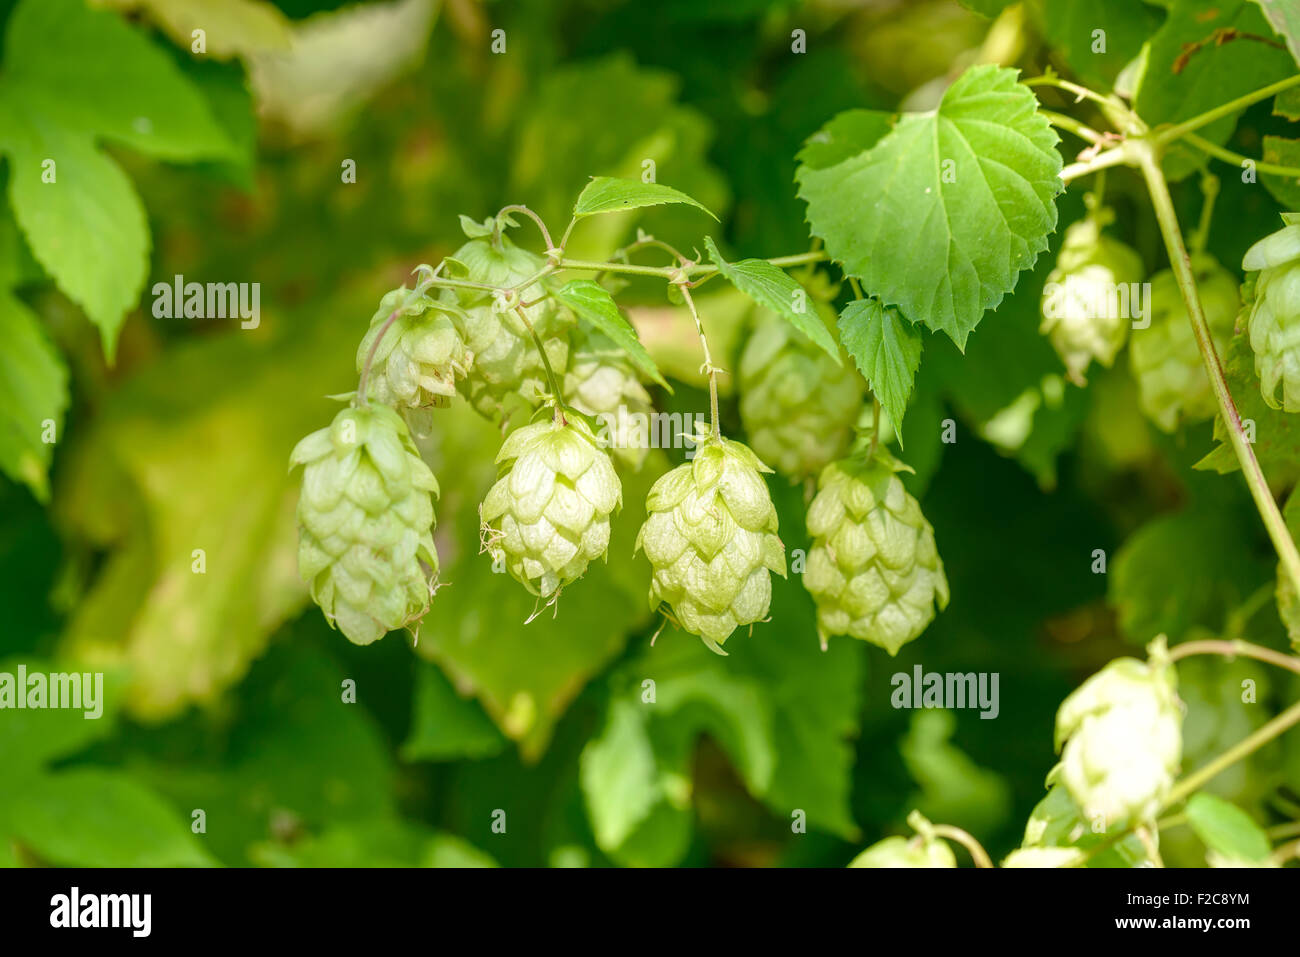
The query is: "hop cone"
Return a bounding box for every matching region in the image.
[738,307,863,480]
[480,414,621,598]
[1130,255,1238,432]
[446,233,573,424]
[1040,217,1144,383]
[355,284,471,415]
[1000,847,1083,869]
[564,324,656,470]
[1054,652,1182,828]
[635,429,786,654]
[847,836,955,869]
[290,404,439,646]
[803,450,948,654]
[1243,218,1300,411]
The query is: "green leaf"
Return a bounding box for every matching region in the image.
[0,292,67,501]
[1039,0,1162,90]
[1250,0,1300,66]
[105,0,293,61]
[572,176,717,220]
[837,298,923,437]
[1262,135,1300,207]
[6,769,215,867]
[553,280,670,389]
[1186,793,1272,862]
[580,698,672,854]
[1022,785,1150,867]
[900,710,1012,838]
[797,64,1063,348]
[401,662,508,763]
[795,108,895,172]
[1134,0,1297,179]
[249,818,497,868]
[958,0,1014,17]
[702,236,840,363]
[0,658,121,779]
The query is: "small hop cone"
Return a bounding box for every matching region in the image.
[290,404,439,646]
[803,450,948,654]
[738,307,863,480]
[564,325,656,470]
[1054,650,1182,829]
[1040,217,1145,384]
[1000,847,1084,868]
[635,429,786,654]
[480,414,622,598]
[848,823,956,868]
[1130,255,1238,432]
[1242,217,1300,411]
[447,232,573,425]
[355,285,472,414]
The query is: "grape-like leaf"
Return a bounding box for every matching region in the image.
[1039,0,1161,90]
[702,236,839,363]
[553,280,670,389]
[837,298,923,438]
[795,108,895,172]
[797,64,1063,349]
[573,176,717,220]
[1185,793,1272,863]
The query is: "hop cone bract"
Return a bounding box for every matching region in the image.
[291,404,439,645]
[1040,217,1144,383]
[446,233,573,424]
[635,430,786,654]
[1243,218,1300,411]
[564,324,655,470]
[1130,255,1238,431]
[803,451,948,654]
[1054,652,1182,828]
[355,284,471,413]
[480,414,621,598]
[738,307,863,480]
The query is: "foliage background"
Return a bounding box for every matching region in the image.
[2,0,1299,867]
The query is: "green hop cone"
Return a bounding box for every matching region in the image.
[1040,216,1145,384]
[445,231,573,425]
[1130,256,1238,432]
[847,835,956,869]
[1242,216,1300,411]
[564,324,656,470]
[290,404,439,646]
[1000,847,1084,868]
[803,449,948,655]
[635,429,786,654]
[738,307,863,480]
[1053,649,1182,829]
[480,414,622,598]
[355,285,472,422]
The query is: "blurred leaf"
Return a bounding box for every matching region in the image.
[0,291,66,500]
[553,280,670,388]
[838,298,922,437]
[402,660,507,762]
[1038,0,1161,89]
[106,0,293,60]
[797,65,1063,349]
[900,709,1012,838]
[572,176,716,220]
[1261,135,1300,208]
[1021,785,1149,867]
[1186,792,1271,862]
[249,817,496,867]
[703,236,839,362]
[1249,0,1300,65]
[0,657,120,779]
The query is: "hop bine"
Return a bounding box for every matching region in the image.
[1052,645,1182,829]
[635,428,786,654]
[480,413,621,600]
[290,404,440,646]
[738,306,863,481]
[1242,215,1300,412]
[802,448,948,654]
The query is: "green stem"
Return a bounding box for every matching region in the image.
[677,282,719,440]
[1167,638,1300,677]
[1060,141,1138,184]
[1043,109,1105,145]
[930,824,994,869]
[1163,698,1300,808]
[558,249,827,281]
[1154,74,1300,147]
[1190,172,1220,257]
[1134,139,1300,600]
[497,204,556,253]
[1184,132,1300,179]
[514,304,568,424]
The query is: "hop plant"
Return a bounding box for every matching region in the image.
[1000,847,1084,868]
[1130,255,1238,432]
[446,230,574,425]
[738,306,863,480]
[290,404,440,646]
[564,324,656,470]
[355,284,472,422]
[847,835,956,869]
[1053,649,1182,828]
[803,449,948,654]
[1242,216,1300,411]
[635,428,786,654]
[1040,216,1145,384]
[480,413,622,599]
